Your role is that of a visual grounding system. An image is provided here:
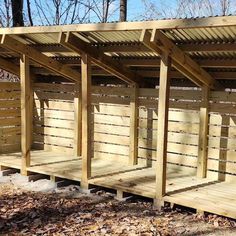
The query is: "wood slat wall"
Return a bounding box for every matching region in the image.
[0,82,21,153]
[207,90,236,182]
[139,88,201,174]
[33,83,75,154]
[3,81,236,182]
[92,87,131,160]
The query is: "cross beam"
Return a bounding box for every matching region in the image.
[4,42,233,54]
[0,35,81,82]
[59,32,141,85]
[140,29,216,88]
[0,56,36,81]
[0,56,20,76]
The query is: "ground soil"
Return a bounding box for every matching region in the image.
[0,174,236,235]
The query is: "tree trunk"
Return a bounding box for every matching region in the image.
[11,0,24,26]
[26,0,33,26]
[120,0,127,22]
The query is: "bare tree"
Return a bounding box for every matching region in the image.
[0,0,11,27]
[220,0,231,15]
[120,0,127,21]
[11,0,24,26]
[138,0,236,20]
[26,0,33,25]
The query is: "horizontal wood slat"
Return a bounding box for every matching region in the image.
[0,82,21,154]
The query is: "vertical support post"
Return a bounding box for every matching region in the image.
[197,86,209,178]
[74,81,82,156]
[20,54,32,175]
[129,85,139,165]
[154,54,171,209]
[81,53,92,189]
[218,117,229,181]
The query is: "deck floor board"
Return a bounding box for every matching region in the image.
[1,150,236,218]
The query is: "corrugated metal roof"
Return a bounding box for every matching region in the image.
[0,15,236,79]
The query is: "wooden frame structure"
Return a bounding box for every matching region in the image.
[1,15,236,219]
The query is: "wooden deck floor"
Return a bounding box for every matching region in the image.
[1,150,236,219]
[0,150,146,181]
[164,181,236,219]
[90,167,214,198]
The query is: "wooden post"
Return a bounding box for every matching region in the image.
[218,116,229,181]
[74,81,82,156]
[81,53,92,189]
[20,54,32,175]
[129,85,139,165]
[197,86,209,178]
[154,54,171,208]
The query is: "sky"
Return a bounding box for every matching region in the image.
[127,0,176,20]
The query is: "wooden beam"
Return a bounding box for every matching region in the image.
[210,71,236,79]
[74,82,82,156]
[20,55,32,175]
[197,86,209,178]
[180,42,236,52]
[199,59,236,68]
[26,55,236,69]
[140,29,216,88]
[0,35,81,82]
[31,43,148,53]
[154,54,171,208]
[59,32,140,85]
[0,57,19,76]
[121,58,236,69]
[0,16,235,34]
[129,85,139,165]
[30,65,236,80]
[3,42,236,54]
[152,30,216,88]
[100,43,148,53]
[81,53,92,189]
[0,57,36,82]
[33,44,68,53]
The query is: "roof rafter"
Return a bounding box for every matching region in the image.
[140,29,216,88]
[0,35,81,82]
[59,32,141,85]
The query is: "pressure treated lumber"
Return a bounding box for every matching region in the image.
[0,57,19,76]
[141,29,216,88]
[150,30,215,88]
[119,58,236,69]
[0,35,81,82]
[34,56,236,69]
[155,54,171,208]
[81,54,92,189]
[0,16,235,35]
[197,86,209,178]
[129,85,139,165]
[20,55,32,175]
[74,82,82,156]
[59,32,140,85]
[180,43,236,52]
[23,42,236,54]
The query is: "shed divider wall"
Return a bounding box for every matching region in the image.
[0,82,21,154]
